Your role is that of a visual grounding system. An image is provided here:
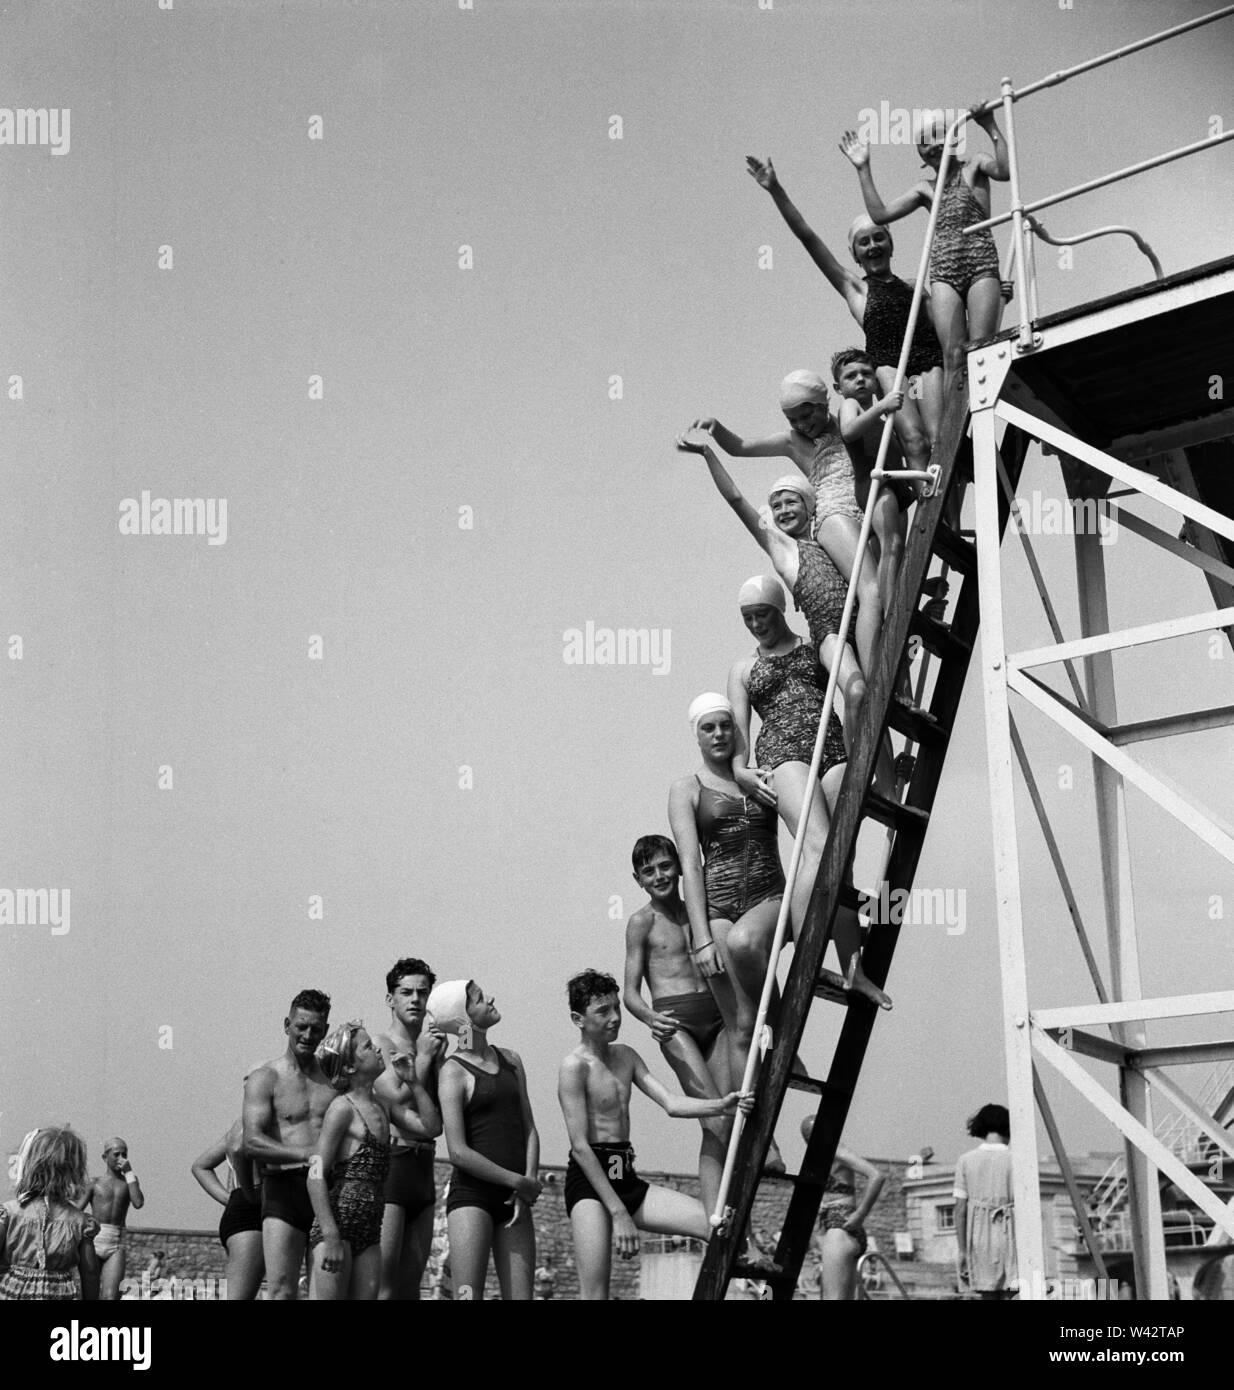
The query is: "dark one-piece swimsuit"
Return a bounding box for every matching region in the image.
[792,538,855,652]
[695,775,785,921]
[308,1096,392,1257]
[862,273,944,378]
[749,639,847,778]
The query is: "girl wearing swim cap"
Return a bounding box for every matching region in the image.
[675,434,893,795]
[668,692,791,1172]
[726,576,890,1011]
[686,374,885,690]
[745,154,943,478]
[840,102,1009,387]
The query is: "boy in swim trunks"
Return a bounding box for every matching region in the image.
[622,834,731,1215]
[558,969,752,1300]
[87,1138,145,1300]
[372,956,446,1300]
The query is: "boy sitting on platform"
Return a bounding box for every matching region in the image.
[558,968,752,1300]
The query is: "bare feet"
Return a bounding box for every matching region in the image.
[846,957,893,1010]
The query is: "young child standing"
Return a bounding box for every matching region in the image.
[840,104,1009,384]
[431,978,541,1301]
[0,1126,100,1300]
[307,1022,438,1300]
[558,969,751,1300]
[622,833,732,1216]
[746,155,943,469]
[831,346,913,617]
[86,1136,145,1300]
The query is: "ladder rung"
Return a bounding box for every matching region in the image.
[910,609,971,661]
[733,1258,793,1285]
[788,1072,849,1098]
[862,790,931,836]
[932,524,976,574]
[887,698,949,746]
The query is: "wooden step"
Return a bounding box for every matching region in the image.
[887,696,949,746]
[910,609,971,662]
[862,789,931,836]
[932,523,977,574]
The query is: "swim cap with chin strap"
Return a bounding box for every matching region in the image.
[738,574,787,612]
[848,213,894,257]
[316,1021,365,1087]
[427,980,475,1050]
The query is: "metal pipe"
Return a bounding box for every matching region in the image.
[999,75,1034,349]
[963,129,1234,235]
[1024,215,1163,280]
[1011,5,1234,103]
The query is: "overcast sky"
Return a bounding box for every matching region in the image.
[2,0,1232,1227]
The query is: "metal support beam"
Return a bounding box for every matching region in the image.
[1140,1068,1234,1166]
[972,399,1047,1295]
[1035,993,1234,1029]
[1033,1068,1110,1280]
[1137,1040,1234,1069]
[1071,527,1167,1300]
[1049,1028,1130,1066]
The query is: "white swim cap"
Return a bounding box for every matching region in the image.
[778,370,829,411]
[427,980,473,1037]
[688,693,734,734]
[769,474,817,513]
[738,575,787,612]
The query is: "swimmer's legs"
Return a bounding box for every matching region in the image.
[262,1219,307,1300]
[634,1185,712,1243]
[447,1206,494,1302]
[308,1240,354,1301]
[350,1244,382,1301]
[224,1230,264,1301]
[659,1028,728,1216]
[570,1201,614,1301]
[378,1203,405,1299]
[98,1245,126,1301]
[491,1203,534,1302]
[819,1227,862,1300]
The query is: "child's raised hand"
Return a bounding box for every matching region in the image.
[878,389,904,415]
[745,155,777,191]
[839,130,869,169]
[691,416,719,436]
[389,1051,416,1084]
[675,434,711,458]
[737,1091,756,1117]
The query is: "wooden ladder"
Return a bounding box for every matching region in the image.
[694,392,1031,1300]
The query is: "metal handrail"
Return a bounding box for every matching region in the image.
[963,5,1234,348]
[857,1249,913,1300]
[1003,215,1164,286]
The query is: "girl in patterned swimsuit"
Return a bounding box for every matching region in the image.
[802,1116,885,1301]
[727,574,888,1009]
[841,104,1009,385]
[691,371,885,687]
[677,433,896,802]
[746,154,942,478]
[308,1022,433,1300]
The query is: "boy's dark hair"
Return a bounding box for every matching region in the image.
[967,1103,1010,1139]
[289,988,331,1017]
[386,957,437,994]
[631,834,680,875]
[568,969,620,1015]
[830,346,874,382]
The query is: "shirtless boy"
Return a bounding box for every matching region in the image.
[622,834,731,1215]
[372,956,446,1300]
[87,1138,145,1300]
[243,988,335,1299]
[558,969,752,1300]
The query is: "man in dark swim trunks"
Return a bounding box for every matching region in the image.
[558,969,752,1300]
[242,988,334,1299]
[622,835,732,1216]
[373,957,445,1300]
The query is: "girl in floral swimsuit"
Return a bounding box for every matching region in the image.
[725,573,885,1009]
[689,371,885,686]
[676,433,892,1009]
[840,104,1009,384]
[308,1022,433,1300]
[802,1117,885,1301]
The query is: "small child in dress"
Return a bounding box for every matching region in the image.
[0,1126,100,1300]
[691,373,884,684]
[746,155,943,470]
[307,1021,438,1300]
[954,1102,1017,1300]
[840,104,1009,384]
